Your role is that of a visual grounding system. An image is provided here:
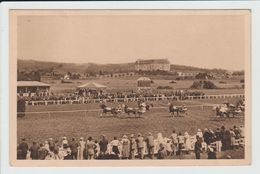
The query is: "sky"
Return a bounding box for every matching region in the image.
[17,10,249,70]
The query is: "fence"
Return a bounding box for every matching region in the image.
[24,93,245,106]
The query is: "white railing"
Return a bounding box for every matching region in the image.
[24,94,244,106]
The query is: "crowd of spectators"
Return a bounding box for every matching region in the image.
[17,125,244,160]
[18,89,205,105]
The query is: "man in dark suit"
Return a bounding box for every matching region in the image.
[194,136,202,159]
[19,138,28,159]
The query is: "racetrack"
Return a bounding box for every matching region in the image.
[17,98,244,145]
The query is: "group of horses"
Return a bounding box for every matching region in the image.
[100,101,189,118]
[100,102,153,118]
[213,99,245,118]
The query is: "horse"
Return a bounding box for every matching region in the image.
[123,104,143,118]
[100,104,118,117]
[214,104,241,118]
[169,103,188,117]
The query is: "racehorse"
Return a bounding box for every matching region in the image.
[169,103,188,117]
[214,104,242,118]
[100,104,120,117]
[123,104,144,118]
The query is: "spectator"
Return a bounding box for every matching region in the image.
[230,129,236,149]
[62,137,68,147]
[121,135,130,159]
[17,145,23,160]
[207,146,217,159]
[38,143,48,160]
[19,138,28,160]
[165,139,173,156]
[69,138,78,160]
[111,137,120,157]
[177,133,184,156]
[214,128,222,152]
[86,137,95,160]
[48,138,55,152]
[130,134,137,159]
[29,142,40,160]
[93,140,100,159]
[196,129,203,141]
[194,136,202,159]
[99,135,109,156]
[136,133,145,159]
[44,140,50,152]
[203,128,211,145]
[146,132,155,159]
[170,130,178,155]
[157,143,167,159]
[239,125,245,138]
[78,137,85,160]
[184,132,191,152]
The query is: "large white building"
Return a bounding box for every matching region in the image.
[135,59,171,71]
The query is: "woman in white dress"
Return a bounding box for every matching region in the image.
[77,137,86,160]
[184,132,191,152]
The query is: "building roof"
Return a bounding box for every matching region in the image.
[137,77,151,81]
[77,82,107,89]
[17,81,50,87]
[135,59,170,65]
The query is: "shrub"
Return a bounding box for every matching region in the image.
[190,80,217,89]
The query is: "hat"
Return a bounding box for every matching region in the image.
[80,137,84,140]
[198,129,201,132]
[130,134,134,138]
[49,138,53,141]
[137,133,142,136]
[63,137,67,140]
[123,135,127,139]
[148,132,152,136]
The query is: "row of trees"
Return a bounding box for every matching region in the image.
[17,71,41,81]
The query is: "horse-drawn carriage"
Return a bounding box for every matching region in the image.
[213,100,244,118]
[100,101,153,118]
[168,103,188,117]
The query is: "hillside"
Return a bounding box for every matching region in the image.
[17,59,228,76]
[18,59,135,74]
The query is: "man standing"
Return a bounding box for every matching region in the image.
[69,138,78,160]
[19,138,28,159]
[29,142,40,160]
[215,128,222,152]
[99,135,109,157]
[130,134,136,159]
[146,132,155,159]
[136,133,145,159]
[194,136,202,159]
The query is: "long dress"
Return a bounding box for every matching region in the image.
[184,133,191,151]
[121,139,130,158]
[78,140,85,160]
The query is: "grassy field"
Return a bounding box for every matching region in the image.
[18,98,244,144]
[42,78,244,95]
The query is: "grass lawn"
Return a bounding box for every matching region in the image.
[18,99,244,144]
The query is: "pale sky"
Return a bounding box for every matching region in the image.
[17,10,249,70]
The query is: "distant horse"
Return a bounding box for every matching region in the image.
[214,104,241,118]
[100,104,118,117]
[169,103,187,117]
[123,105,144,118]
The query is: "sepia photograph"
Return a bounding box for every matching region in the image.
[8,9,251,166]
